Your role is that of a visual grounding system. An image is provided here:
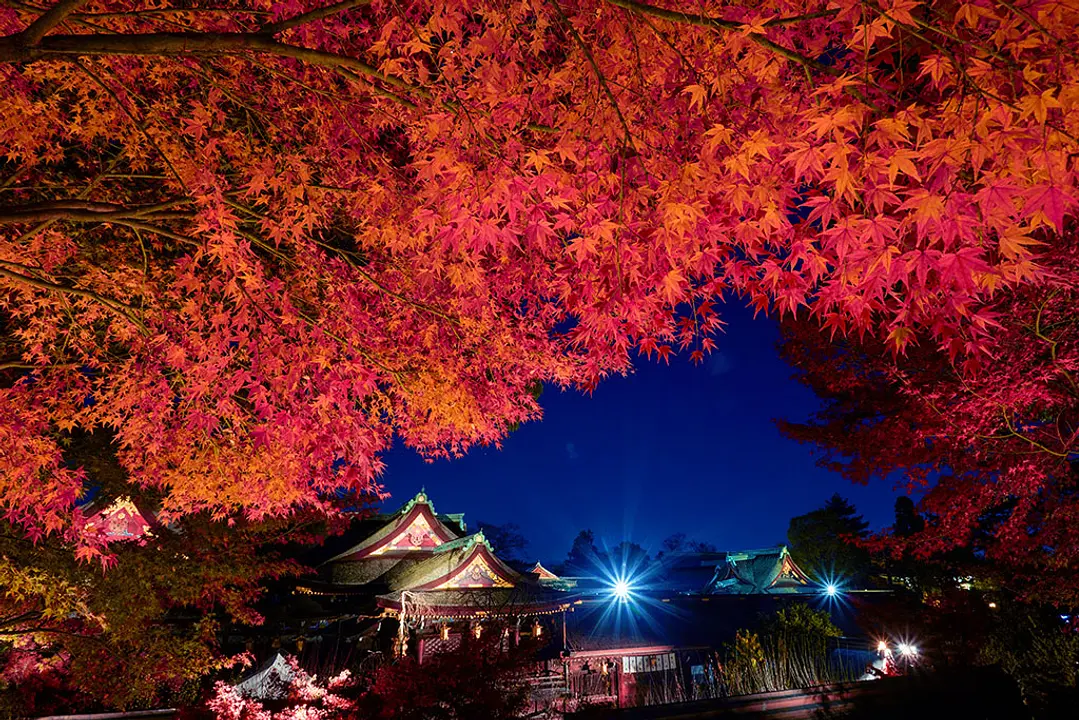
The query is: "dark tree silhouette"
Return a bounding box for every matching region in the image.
[787,494,871,583]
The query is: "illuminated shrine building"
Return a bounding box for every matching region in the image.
[309,491,571,660]
[82,496,160,543]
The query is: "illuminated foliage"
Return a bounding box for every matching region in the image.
[0,434,329,717]
[361,637,533,720]
[208,659,357,720]
[780,233,1079,602]
[1,0,1078,557]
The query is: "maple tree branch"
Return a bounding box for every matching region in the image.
[0,198,191,223]
[1000,408,1071,458]
[1030,292,1079,398]
[0,31,435,113]
[2,25,558,132]
[261,0,373,35]
[0,31,399,90]
[72,58,190,190]
[550,0,638,152]
[0,264,148,333]
[77,8,272,20]
[0,610,43,629]
[602,0,842,78]
[993,0,1078,60]
[312,238,462,328]
[910,5,1018,70]
[224,204,462,330]
[111,220,199,247]
[294,310,403,384]
[0,361,38,370]
[875,8,1079,142]
[15,0,89,46]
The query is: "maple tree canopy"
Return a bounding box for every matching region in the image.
[1,0,1077,560]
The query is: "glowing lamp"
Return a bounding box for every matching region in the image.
[877,640,888,652]
[898,643,917,656]
[825,584,838,597]
[613,579,632,601]
[534,621,543,637]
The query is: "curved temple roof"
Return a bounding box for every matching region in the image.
[323,492,569,617]
[704,546,814,594]
[324,491,461,562]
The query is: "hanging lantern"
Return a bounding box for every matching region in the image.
[533,621,542,637]
[295,638,305,652]
[473,623,483,639]
[440,624,450,641]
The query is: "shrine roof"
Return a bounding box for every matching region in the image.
[323,491,461,563]
[531,562,559,580]
[378,532,525,592]
[82,496,163,543]
[705,546,813,595]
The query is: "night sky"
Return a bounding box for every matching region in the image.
[381,300,903,565]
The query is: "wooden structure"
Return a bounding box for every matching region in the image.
[305,491,571,661]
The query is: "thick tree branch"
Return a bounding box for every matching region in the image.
[0,31,424,105]
[0,362,38,371]
[0,198,191,224]
[261,0,373,35]
[15,0,89,46]
[0,28,559,131]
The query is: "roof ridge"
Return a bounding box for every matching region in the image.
[433,531,489,553]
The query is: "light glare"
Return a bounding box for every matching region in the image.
[613,579,631,601]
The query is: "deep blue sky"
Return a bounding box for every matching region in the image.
[380,301,903,564]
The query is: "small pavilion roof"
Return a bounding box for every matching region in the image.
[531,562,560,580]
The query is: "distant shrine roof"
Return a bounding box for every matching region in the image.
[704,546,814,595]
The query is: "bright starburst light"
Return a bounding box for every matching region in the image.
[572,537,685,645]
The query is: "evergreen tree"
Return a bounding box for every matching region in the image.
[787,495,871,584]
